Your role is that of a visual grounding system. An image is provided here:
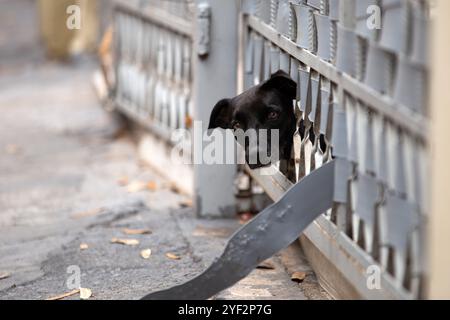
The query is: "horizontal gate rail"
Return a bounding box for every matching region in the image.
[246,15,428,141]
[114,98,175,143]
[115,1,194,37]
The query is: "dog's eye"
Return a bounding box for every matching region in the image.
[267,111,279,120]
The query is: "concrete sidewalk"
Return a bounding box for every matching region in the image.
[0,58,328,300]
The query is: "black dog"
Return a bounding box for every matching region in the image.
[208,70,297,170]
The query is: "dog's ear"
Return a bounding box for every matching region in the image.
[208,99,233,129]
[260,70,297,100]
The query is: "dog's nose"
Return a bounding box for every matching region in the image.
[247,162,266,170]
[246,146,260,166]
[246,147,273,169]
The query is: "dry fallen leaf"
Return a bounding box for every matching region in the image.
[169,183,186,195]
[122,228,152,235]
[46,289,80,301]
[126,181,147,193]
[71,208,103,219]
[126,181,158,193]
[140,249,152,259]
[179,199,193,208]
[5,144,20,155]
[111,237,140,246]
[79,243,89,250]
[117,176,129,186]
[239,212,255,224]
[0,272,11,280]
[146,181,158,191]
[291,271,307,283]
[80,287,92,300]
[185,115,193,129]
[166,253,181,260]
[257,260,276,270]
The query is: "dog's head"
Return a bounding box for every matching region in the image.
[208,70,297,169]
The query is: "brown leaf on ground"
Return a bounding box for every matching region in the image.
[126,181,147,193]
[46,289,80,301]
[5,144,20,155]
[79,288,92,300]
[239,212,255,224]
[185,115,193,129]
[122,228,152,235]
[79,243,89,250]
[166,253,181,260]
[169,183,183,195]
[179,199,193,208]
[0,272,11,280]
[291,271,307,283]
[126,180,158,193]
[117,176,129,186]
[140,249,152,259]
[71,208,103,219]
[146,181,158,191]
[110,238,140,246]
[257,260,276,270]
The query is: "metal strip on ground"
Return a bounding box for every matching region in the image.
[142,160,336,300]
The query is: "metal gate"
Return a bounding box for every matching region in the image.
[240,0,430,299]
[112,0,239,216]
[110,0,432,299]
[114,0,194,143]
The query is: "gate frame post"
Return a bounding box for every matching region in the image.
[192,0,239,218]
[428,0,450,299]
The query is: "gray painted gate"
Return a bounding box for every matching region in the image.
[111,0,431,299]
[241,0,430,300]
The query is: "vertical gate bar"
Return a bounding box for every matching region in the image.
[193,0,239,218]
[338,0,355,30]
[333,0,355,236]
